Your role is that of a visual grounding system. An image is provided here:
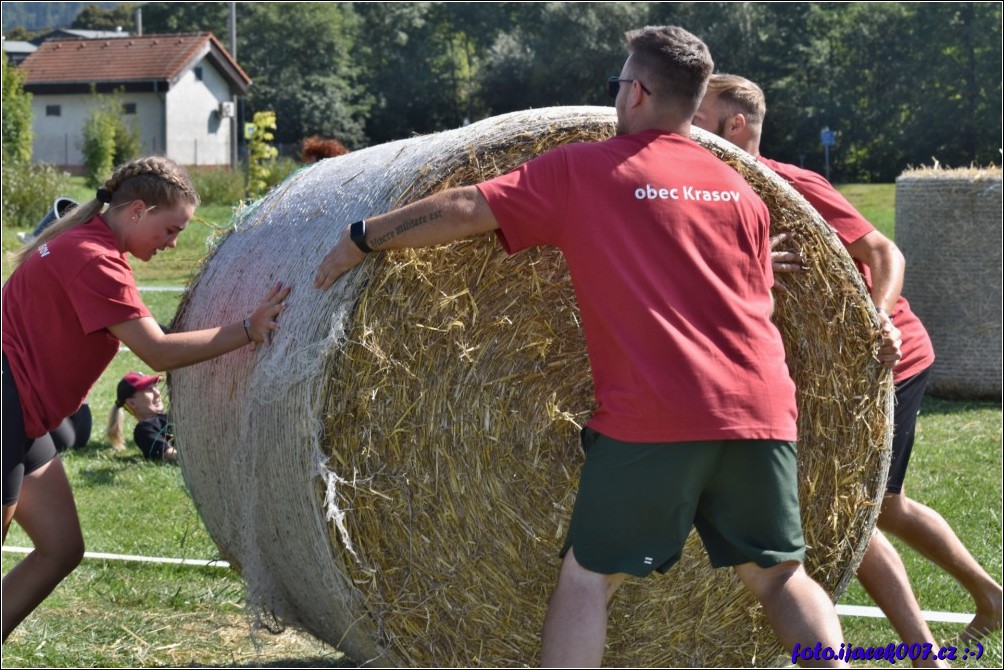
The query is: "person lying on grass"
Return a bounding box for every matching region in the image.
[107,371,177,465]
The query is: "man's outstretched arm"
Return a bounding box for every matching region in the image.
[314,185,499,291]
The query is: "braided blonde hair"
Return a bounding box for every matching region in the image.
[13,156,199,268]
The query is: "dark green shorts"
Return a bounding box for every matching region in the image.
[560,427,806,577]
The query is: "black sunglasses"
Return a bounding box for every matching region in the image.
[608,76,652,98]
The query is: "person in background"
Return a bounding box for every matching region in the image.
[107,372,177,464]
[3,155,290,641]
[301,135,349,164]
[694,73,1002,653]
[315,26,847,668]
[16,196,79,245]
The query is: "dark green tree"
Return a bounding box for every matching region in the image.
[355,2,516,143]
[72,3,138,31]
[142,2,370,149]
[240,3,369,148]
[478,3,651,114]
[140,2,228,35]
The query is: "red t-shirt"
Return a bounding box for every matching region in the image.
[478,130,797,443]
[2,216,150,437]
[759,158,935,382]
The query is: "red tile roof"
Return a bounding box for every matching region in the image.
[21,32,250,91]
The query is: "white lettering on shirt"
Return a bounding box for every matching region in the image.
[634,183,740,203]
[38,243,50,258]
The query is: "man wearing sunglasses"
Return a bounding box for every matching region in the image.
[316,25,845,668]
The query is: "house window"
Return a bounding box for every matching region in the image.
[194,66,204,81]
[122,103,137,115]
[46,105,61,117]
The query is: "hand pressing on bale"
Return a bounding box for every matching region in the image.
[2,155,290,643]
[110,282,290,370]
[771,232,803,273]
[874,308,902,369]
[770,232,802,295]
[314,186,499,290]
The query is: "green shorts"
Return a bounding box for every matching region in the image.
[560,427,806,577]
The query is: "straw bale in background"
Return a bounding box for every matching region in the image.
[895,167,1002,399]
[170,107,892,666]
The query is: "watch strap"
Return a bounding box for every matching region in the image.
[350,219,373,253]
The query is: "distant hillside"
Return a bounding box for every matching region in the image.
[1,2,128,33]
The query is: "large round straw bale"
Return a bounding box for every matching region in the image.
[895,167,1003,399]
[171,107,892,666]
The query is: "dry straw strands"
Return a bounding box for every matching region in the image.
[171,107,892,667]
[895,166,1002,398]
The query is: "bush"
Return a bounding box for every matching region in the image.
[246,111,278,199]
[80,90,141,188]
[2,162,73,228]
[80,103,118,188]
[261,156,303,191]
[2,57,33,164]
[188,168,245,207]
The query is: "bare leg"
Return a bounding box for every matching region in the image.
[3,504,15,543]
[540,548,625,668]
[856,530,947,667]
[736,561,846,668]
[878,489,1003,642]
[1,457,85,641]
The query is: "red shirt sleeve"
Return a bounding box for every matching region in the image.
[67,256,150,334]
[763,159,874,245]
[477,147,570,254]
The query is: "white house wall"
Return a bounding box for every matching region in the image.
[30,93,164,167]
[29,55,235,169]
[165,56,233,166]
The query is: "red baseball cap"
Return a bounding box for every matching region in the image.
[116,372,162,407]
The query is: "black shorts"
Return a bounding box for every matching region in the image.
[886,367,931,494]
[2,353,58,506]
[560,427,806,577]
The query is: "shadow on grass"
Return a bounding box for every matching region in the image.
[921,395,1002,417]
[74,451,154,485]
[76,465,126,486]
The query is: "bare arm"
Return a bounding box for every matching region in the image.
[845,230,905,314]
[846,230,905,369]
[108,283,289,372]
[313,186,499,290]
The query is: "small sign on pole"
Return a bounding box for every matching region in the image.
[244,123,256,140]
[821,126,836,181]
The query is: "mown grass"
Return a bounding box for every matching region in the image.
[837,183,897,239]
[837,397,1002,664]
[3,184,1001,667]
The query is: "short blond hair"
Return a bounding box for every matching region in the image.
[706,74,766,129]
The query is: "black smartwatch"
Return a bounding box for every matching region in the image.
[349,219,373,253]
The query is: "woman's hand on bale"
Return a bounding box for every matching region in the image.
[314,231,366,291]
[249,283,291,345]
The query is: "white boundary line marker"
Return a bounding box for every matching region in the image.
[2,546,230,569]
[835,603,972,624]
[1,546,976,623]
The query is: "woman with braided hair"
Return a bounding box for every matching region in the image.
[1,156,290,640]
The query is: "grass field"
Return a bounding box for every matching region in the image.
[2,183,1000,667]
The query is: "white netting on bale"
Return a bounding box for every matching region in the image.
[170,106,892,666]
[895,167,1003,399]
